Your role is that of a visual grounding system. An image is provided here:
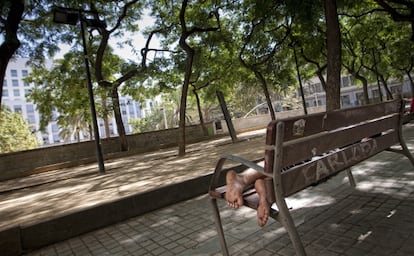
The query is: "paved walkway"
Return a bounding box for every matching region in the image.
[0,130,266,230]
[3,124,414,255]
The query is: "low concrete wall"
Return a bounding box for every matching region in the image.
[217,106,326,134]
[0,124,214,182]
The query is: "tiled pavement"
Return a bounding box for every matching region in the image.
[5,125,414,255]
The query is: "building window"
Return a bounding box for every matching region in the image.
[12,79,19,87]
[52,124,59,133]
[24,81,30,87]
[53,134,60,143]
[3,80,7,87]
[24,89,30,96]
[28,115,36,124]
[341,76,350,87]
[391,86,400,95]
[311,82,323,93]
[14,105,22,113]
[372,89,380,98]
[356,92,364,105]
[13,89,20,97]
[22,69,28,77]
[26,104,35,113]
[2,89,8,97]
[10,69,18,77]
[341,95,351,106]
[128,104,134,115]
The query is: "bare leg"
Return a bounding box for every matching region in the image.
[255,179,270,227]
[225,168,266,208]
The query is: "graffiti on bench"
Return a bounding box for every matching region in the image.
[285,138,378,193]
[315,139,378,181]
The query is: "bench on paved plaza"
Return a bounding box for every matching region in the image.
[208,99,414,256]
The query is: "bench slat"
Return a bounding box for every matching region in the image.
[265,100,402,145]
[281,131,399,196]
[324,100,401,131]
[281,114,399,168]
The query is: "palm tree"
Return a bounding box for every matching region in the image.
[58,111,91,143]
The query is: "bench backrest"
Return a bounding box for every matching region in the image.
[264,99,404,198]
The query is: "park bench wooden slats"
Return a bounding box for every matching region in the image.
[276,114,399,169]
[281,131,399,197]
[209,99,414,256]
[266,99,400,144]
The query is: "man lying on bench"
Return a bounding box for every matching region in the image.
[224,134,379,228]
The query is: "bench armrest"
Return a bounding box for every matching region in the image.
[208,154,271,192]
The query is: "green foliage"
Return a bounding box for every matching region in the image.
[4,0,414,141]
[25,51,93,132]
[0,106,39,153]
[340,1,413,100]
[129,88,201,133]
[129,109,165,133]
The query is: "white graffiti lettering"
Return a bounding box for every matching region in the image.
[302,139,378,184]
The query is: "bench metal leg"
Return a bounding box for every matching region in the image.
[275,196,307,256]
[396,119,414,167]
[387,141,414,168]
[210,198,229,256]
[400,141,414,167]
[272,122,306,256]
[346,168,356,187]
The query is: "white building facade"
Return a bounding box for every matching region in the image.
[301,75,413,109]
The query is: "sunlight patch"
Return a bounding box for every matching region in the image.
[387,209,396,218]
[118,181,151,192]
[350,208,362,214]
[330,223,340,229]
[356,181,374,190]
[357,230,372,242]
[285,195,335,210]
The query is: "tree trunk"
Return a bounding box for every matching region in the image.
[76,130,81,143]
[0,0,24,106]
[355,73,370,105]
[300,49,327,92]
[111,87,129,151]
[217,90,238,142]
[254,70,276,120]
[379,75,393,100]
[193,88,208,135]
[101,94,111,138]
[324,0,342,111]
[89,124,93,140]
[178,42,194,156]
[316,69,327,92]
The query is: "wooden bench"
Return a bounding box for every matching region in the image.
[208,99,414,256]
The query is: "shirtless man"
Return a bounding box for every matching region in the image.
[225,169,270,227]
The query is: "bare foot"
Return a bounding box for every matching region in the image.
[255,179,269,227]
[225,170,245,208]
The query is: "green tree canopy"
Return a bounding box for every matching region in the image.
[0,106,39,153]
